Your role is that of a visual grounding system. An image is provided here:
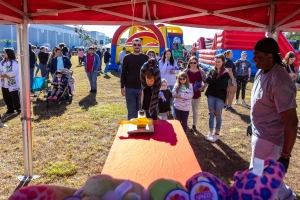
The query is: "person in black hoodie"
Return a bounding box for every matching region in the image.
[37,46,50,78]
[205,54,230,143]
[103,48,111,75]
[29,44,36,89]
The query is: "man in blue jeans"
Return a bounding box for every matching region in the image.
[121,38,148,119]
[84,46,101,93]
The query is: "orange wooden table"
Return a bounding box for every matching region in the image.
[101,120,202,189]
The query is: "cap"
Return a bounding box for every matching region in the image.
[241,51,247,55]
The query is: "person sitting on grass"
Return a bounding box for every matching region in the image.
[48,71,68,100]
[0,114,7,127]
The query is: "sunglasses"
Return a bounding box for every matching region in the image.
[133,44,141,46]
[148,54,154,56]
[179,77,186,81]
[190,62,197,64]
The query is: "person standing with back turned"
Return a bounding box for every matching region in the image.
[121,38,148,120]
[251,38,298,200]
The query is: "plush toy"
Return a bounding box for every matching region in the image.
[77,174,150,200]
[9,174,150,200]
[181,85,187,93]
[158,91,166,102]
[185,158,285,200]
[193,81,202,93]
[148,179,189,200]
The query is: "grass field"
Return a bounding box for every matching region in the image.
[0,56,299,199]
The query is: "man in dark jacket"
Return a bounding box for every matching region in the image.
[103,48,111,75]
[29,44,36,89]
[49,48,72,75]
[38,46,50,78]
[95,47,103,72]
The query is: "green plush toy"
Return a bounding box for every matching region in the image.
[148,179,189,200]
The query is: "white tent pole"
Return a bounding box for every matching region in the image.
[17,0,34,181]
[266,1,278,41]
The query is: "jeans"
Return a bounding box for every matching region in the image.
[119,64,122,76]
[207,95,224,131]
[39,63,49,78]
[250,135,296,200]
[86,71,98,91]
[191,98,201,126]
[169,85,176,118]
[30,68,34,89]
[99,61,102,71]
[125,87,141,120]
[175,109,189,132]
[236,75,248,100]
[104,62,110,74]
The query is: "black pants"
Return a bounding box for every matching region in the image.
[175,109,189,132]
[2,87,21,113]
[236,75,248,100]
[145,109,158,120]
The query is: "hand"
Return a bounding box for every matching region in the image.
[121,88,126,96]
[232,80,237,86]
[170,69,175,74]
[46,68,49,71]
[277,156,290,173]
[199,86,206,92]
[0,74,8,78]
[93,70,97,72]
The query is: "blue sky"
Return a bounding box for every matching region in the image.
[81,24,221,45]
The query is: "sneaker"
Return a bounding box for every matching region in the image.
[53,96,58,100]
[242,100,248,106]
[190,125,196,132]
[223,105,227,109]
[4,110,14,115]
[234,100,238,104]
[0,123,8,127]
[48,96,53,100]
[225,106,236,112]
[208,134,219,142]
[205,133,213,141]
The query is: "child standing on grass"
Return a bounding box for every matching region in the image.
[172,72,194,132]
[158,79,172,120]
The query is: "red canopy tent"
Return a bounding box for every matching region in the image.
[0,0,299,180]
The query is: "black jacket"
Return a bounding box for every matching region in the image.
[205,70,230,103]
[49,56,72,74]
[38,52,49,65]
[104,51,111,63]
[96,50,102,60]
[29,44,36,68]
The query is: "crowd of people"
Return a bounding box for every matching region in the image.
[120,37,299,199]
[0,36,299,199]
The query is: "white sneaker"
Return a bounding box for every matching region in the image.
[242,100,248,106]
[205,133,213,140]
[234,100,238,104]
[208,134,219,142]
[0,123,8,127]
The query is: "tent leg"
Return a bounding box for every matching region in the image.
[16,21,39,181]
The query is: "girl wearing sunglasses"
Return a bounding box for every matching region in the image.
[172,72,194,133]
[186,56,207,132]
[205,54,230,142]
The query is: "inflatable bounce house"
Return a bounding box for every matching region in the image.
[108,24,185,71]
[196,30,299,75]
